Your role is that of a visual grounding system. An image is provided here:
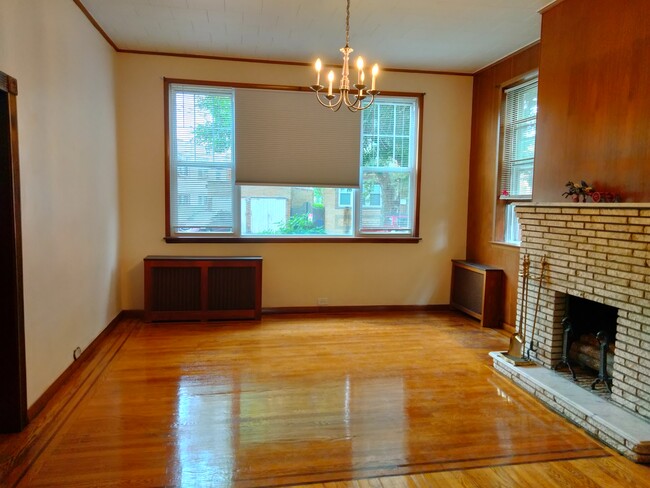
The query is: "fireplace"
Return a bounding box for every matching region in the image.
[558,295,618,391]
[491,202,650,462]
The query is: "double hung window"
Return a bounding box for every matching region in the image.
[359,99,416,233]
[169,84,235,234]
[497,78,538,244]
[166,81,421,240]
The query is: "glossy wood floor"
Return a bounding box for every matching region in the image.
[2,312,649,487]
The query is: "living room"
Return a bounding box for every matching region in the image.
[1,0,649,485]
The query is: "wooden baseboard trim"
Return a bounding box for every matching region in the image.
[126,306,451,320]
[121,309,145,319]
[2,312,137,486]
[262,304,450,315]
[501,322,516,334]
[27,311,124,421]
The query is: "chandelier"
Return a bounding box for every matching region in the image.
[310,0,379,112]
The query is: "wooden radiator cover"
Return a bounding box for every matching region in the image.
[450,260,502,328]
[144,256,262,322]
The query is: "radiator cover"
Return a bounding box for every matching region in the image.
[144,256,262,322]
[450,260,502,328]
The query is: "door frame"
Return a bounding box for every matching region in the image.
[0,70,27,432]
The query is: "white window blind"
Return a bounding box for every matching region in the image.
[234,88,361,188]
[169,84,235,234]
[499,79,538,200]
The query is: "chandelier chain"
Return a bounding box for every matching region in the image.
[345,0,350,48]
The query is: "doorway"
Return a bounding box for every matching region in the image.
[0,71,27,432]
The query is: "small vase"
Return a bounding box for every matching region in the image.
[572,195,579,203]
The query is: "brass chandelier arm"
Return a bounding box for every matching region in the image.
[310,87,379,112]
[314,91,345,111]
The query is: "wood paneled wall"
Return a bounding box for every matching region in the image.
[467,0,650,328]
[466,44,541,329]
[534,0,650,202]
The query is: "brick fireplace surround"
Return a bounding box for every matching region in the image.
[491,203,650,462]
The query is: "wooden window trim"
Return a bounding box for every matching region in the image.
[493,71,537,243]
[163,78,424,242]
[164,236,422,244]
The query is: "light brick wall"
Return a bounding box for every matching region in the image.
[515,203,650,420]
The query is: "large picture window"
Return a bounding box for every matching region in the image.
[166,80,421,241]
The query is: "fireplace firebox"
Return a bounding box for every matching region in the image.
[556,295,618,391]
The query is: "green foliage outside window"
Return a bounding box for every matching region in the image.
[193,95,233,154]
[264,214,325,235]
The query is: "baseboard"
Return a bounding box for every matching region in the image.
[2,311,136,486]
[125,306,452,320]
[501,321,516,334]
[121,309,145,319]
[27,310,125,421]
[262,304,450,315]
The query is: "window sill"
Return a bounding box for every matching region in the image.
[165,236,422,244]
[490,240,521,249]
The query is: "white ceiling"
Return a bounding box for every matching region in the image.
[78,0,550,73]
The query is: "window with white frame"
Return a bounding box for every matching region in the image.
[360,98,417,233]
[504,203,521,244]
[363,184,382,208]
[498,78,538,243]
[337,188,353,208]
[166,81,420,239]
[169,84,235,234]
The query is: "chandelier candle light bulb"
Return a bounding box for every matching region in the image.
[315,58,322,86]
[356,57,364,85]
[309,0,379,112]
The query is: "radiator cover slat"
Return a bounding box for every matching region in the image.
[152,267,201,311]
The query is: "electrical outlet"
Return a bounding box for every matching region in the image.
[317,297,329,306]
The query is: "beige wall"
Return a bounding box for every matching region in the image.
[0,0,120,405]
[116,54,473,309]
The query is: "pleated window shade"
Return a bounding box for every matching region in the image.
[234,88,361,188]
[499,79,538,200]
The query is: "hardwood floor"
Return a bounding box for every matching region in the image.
[1,312,648,487]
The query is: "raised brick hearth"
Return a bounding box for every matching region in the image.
[492,203,650,462]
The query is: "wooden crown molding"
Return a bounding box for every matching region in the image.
[73,0,119,51]
[73,0,472,77]
[539,0,568,15]
[473,40,541,76]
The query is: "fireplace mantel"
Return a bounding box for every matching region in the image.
[516,202,650,209]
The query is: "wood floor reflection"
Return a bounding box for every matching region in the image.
[5,312,650,487]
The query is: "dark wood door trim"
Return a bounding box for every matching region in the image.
[0,70,27,432]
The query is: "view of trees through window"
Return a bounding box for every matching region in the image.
[169,84,418,238]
